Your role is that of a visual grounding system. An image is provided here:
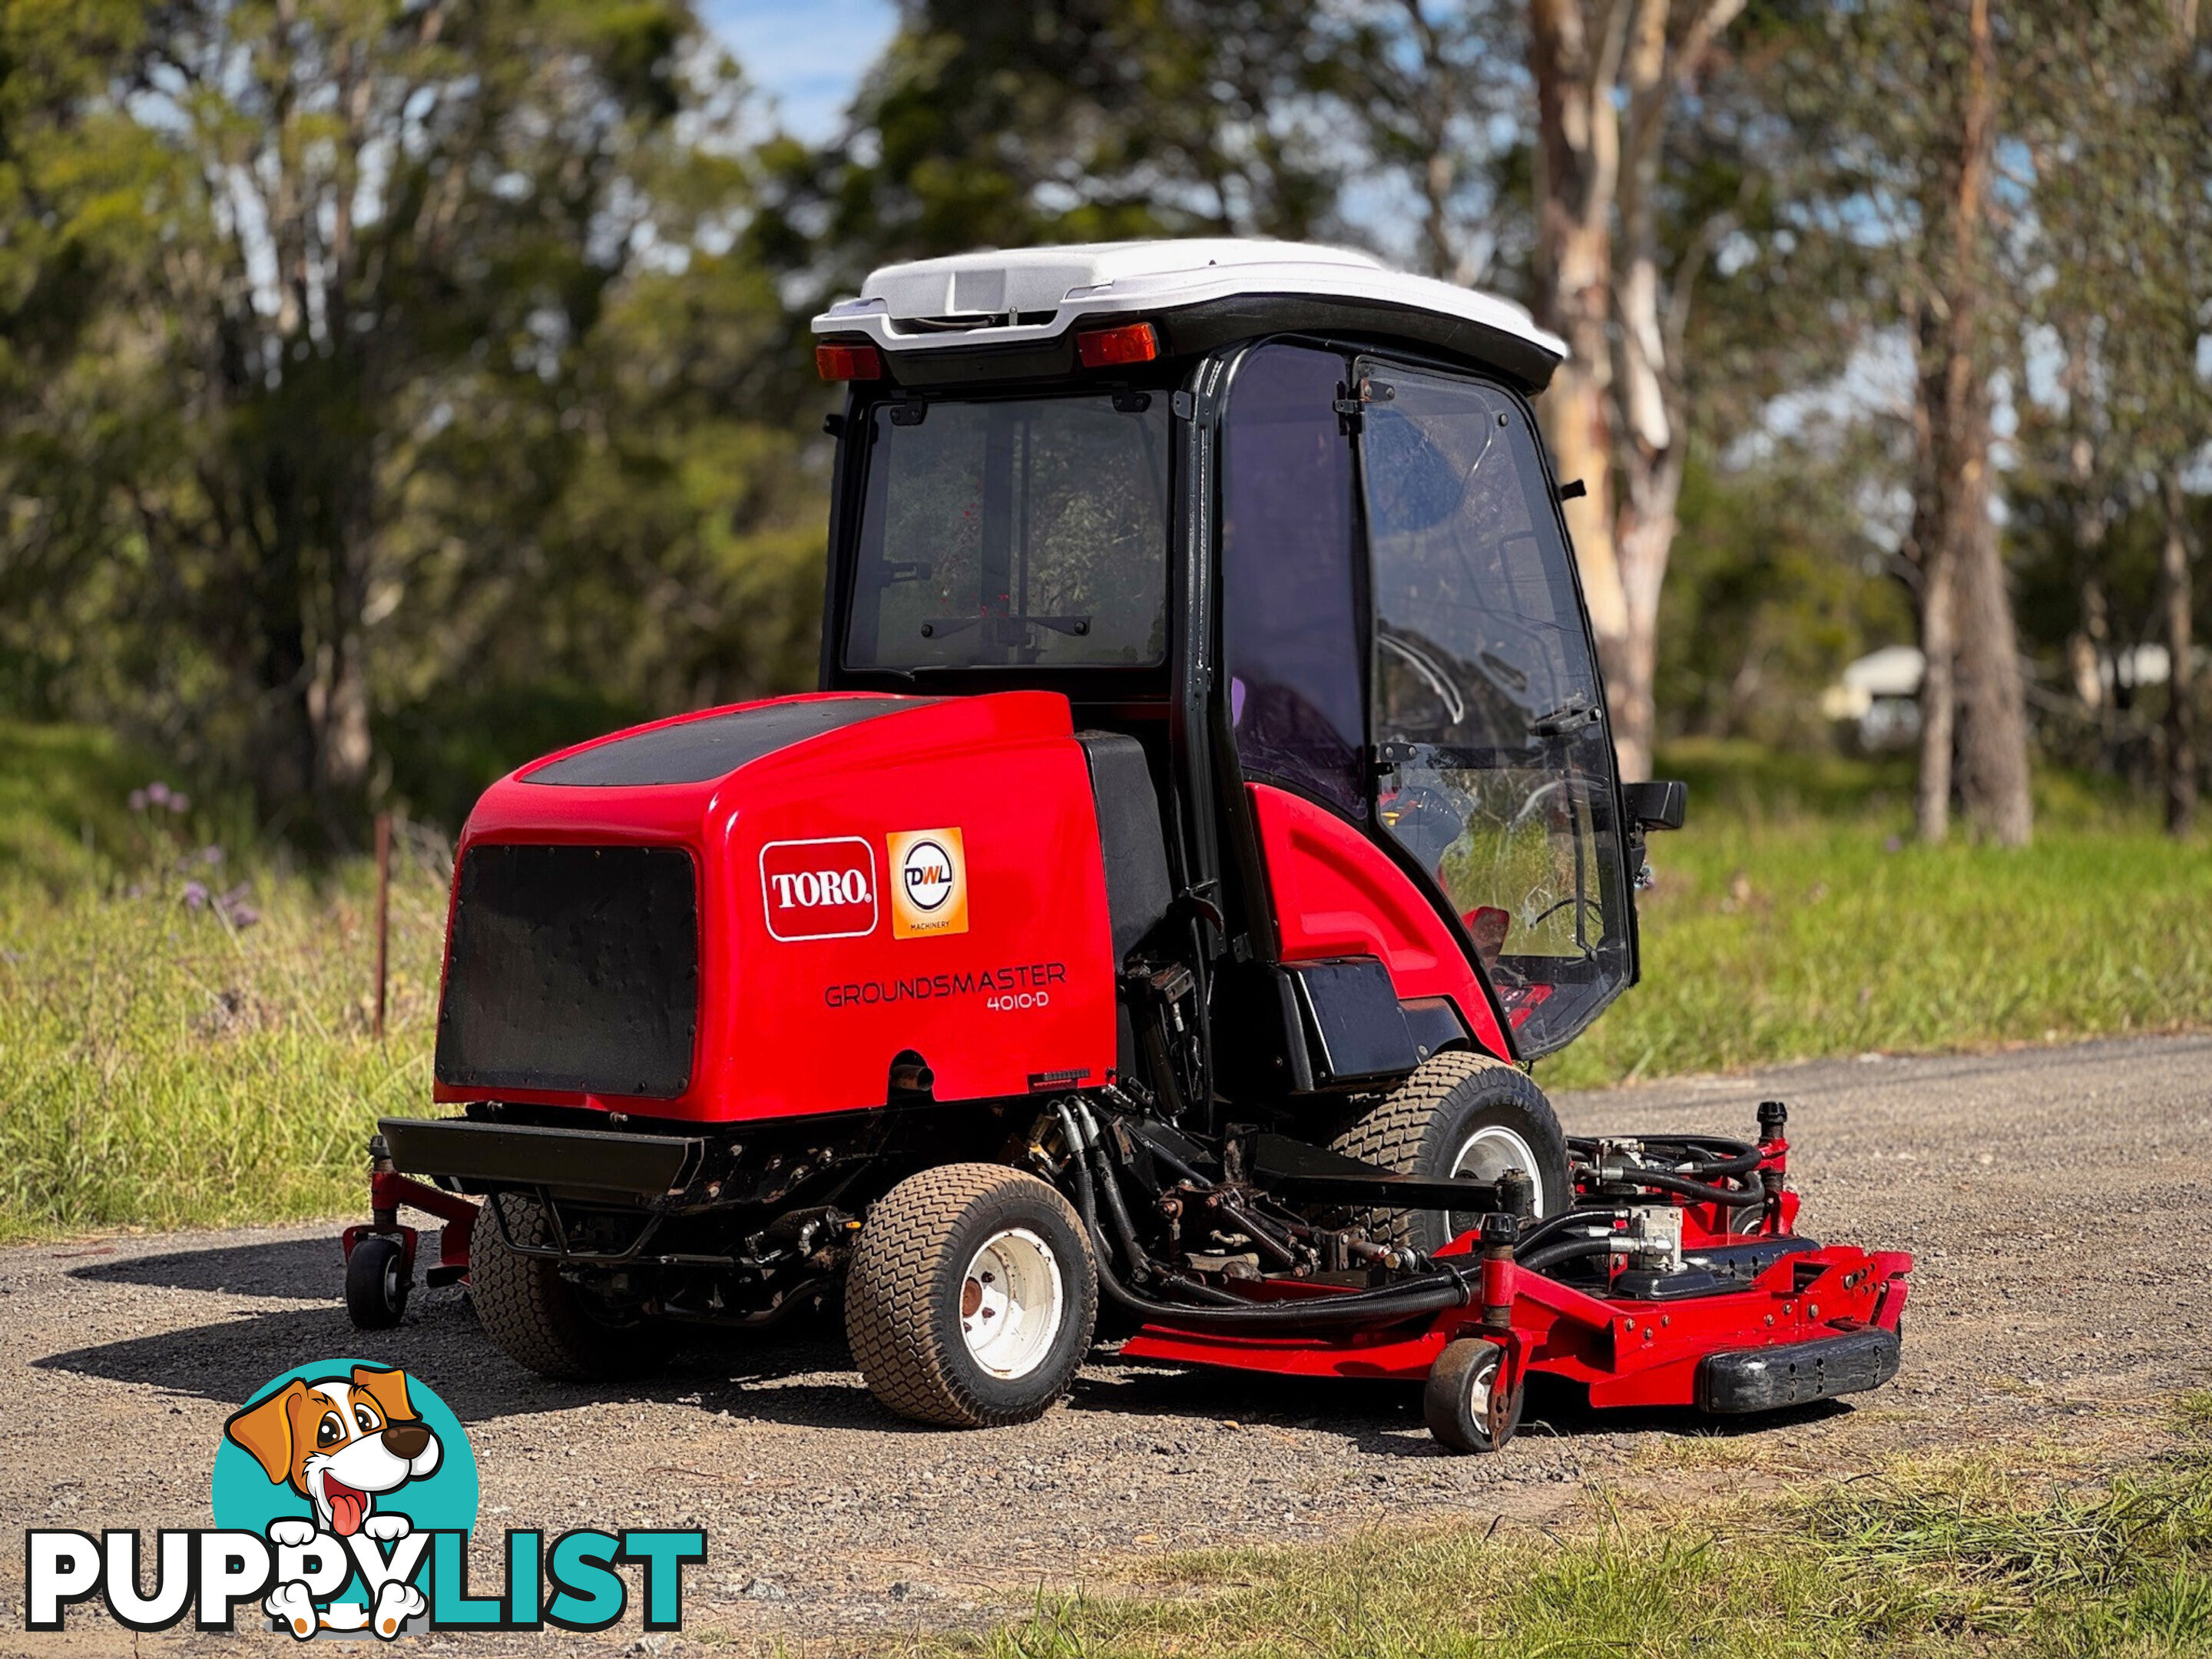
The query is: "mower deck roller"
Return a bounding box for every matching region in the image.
[343,238,1911,1449]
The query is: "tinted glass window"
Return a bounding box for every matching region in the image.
[845,395,1171,670]
[1220,344,1366,820]
[1360,360,1631,1056]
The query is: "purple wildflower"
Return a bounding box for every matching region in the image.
[128,790,147,813]
[145,781,171,806]
[182,881,209,911]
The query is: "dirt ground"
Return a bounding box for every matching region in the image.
[5,1034,2210,1657]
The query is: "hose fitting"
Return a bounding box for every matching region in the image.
[1497,1167,1536,1223]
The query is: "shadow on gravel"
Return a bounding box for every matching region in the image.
[1080,1353,1856,1453]
[68,1236,337,1299]
[31,1293,887,1426]
[1075,1356,1438,1456]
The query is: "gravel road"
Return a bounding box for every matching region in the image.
[5,1035,2210,1656]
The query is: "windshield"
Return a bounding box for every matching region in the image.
[843,393,1172,671]
[1359,359,1632,1057]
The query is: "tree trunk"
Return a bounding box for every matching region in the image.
[1604,0,1691,784]
[1525,0,1739,783]
[310,466,377,842]
[2162,466,2197,835]
[1612,444,1681,780]
[1912,0,2023,845]
[1954,488,2032,845]
[1912,492,1959,844]
[1942,0,2029,846]
[1525,0,1634,769]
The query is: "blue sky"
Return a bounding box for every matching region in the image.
[702,0,897,140]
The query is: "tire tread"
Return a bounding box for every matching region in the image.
[845,1163,1093,1429]
[1328,1051,1561,1250]
[473,1194,665,1381]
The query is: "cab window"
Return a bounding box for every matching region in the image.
[1359,359,1632,1055]
[1220,343,1366,821]
[844,393,1171,671]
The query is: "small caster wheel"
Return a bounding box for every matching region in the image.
[1426,1337,1522,1453]
[346,1235,410,1330]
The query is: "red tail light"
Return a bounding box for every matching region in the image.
[1076,321,1159,369]
[816,343,882,381]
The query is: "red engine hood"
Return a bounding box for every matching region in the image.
[435,690,1119,1124]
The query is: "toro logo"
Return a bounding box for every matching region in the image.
[760,837,878,941]
[887,827,969,939]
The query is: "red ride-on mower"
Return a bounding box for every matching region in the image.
[343,240,1909,1450]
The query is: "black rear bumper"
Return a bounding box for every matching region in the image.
[1696,1326,1901,1414]
[379,1116,703,1201]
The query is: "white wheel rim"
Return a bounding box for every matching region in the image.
[959,1227,1065,1380]
[1465,1346,1503,1443]
[1450,1126,1547,1229]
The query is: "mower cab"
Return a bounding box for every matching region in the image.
[353,240,1908,1452]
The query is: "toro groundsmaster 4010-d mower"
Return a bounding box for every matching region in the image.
[346,239,1910,1451]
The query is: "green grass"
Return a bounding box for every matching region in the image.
[905,1405,2212,1659]
[0,720,173,890]
[0,875,446,1242]
[0,727,448,1240]
[1,725,2208,1239]
[1538,740,2212,1090]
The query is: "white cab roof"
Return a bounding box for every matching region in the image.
[813,239,1565,376]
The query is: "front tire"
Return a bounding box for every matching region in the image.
[1330,1051,1570,1255]
[846,1164,1098,1429]
[1426,1336,1522,1453]
[472,1194,669,1382]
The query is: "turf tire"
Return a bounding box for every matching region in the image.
[472,1194,670,1382]
[846,1163,1098,1429]
[1329,1051,1569,1255]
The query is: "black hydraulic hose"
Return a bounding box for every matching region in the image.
[1053,1106,1478,1331]
[1058,1104,1241,1307]
[1103,1263,1479,1331]
[1667,1147,1765,1181]
[1568,1134,1763,1180]
[1518,1234,1624,1275]
[1088,1124,1166,1278]
[1588,1164,1763,1208]
[1512,1204,1624,1257]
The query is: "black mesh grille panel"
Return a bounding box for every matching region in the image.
[435,844,700,1099]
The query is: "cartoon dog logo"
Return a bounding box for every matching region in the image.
[224,1364,441,1637]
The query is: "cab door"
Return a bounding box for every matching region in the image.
[1356,358,1635,1055]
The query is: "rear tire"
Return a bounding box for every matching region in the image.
[1330,1051,1569,1255]
[344,1235,410,1330]
[846,1163,1098,1429]
[472,1194,669,1382]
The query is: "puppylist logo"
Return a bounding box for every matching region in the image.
[23,1360,704,1641]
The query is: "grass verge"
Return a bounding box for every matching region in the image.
[911,1396,2212,1659]
[0,838,447,1243]
[1539,740,2212,1090]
